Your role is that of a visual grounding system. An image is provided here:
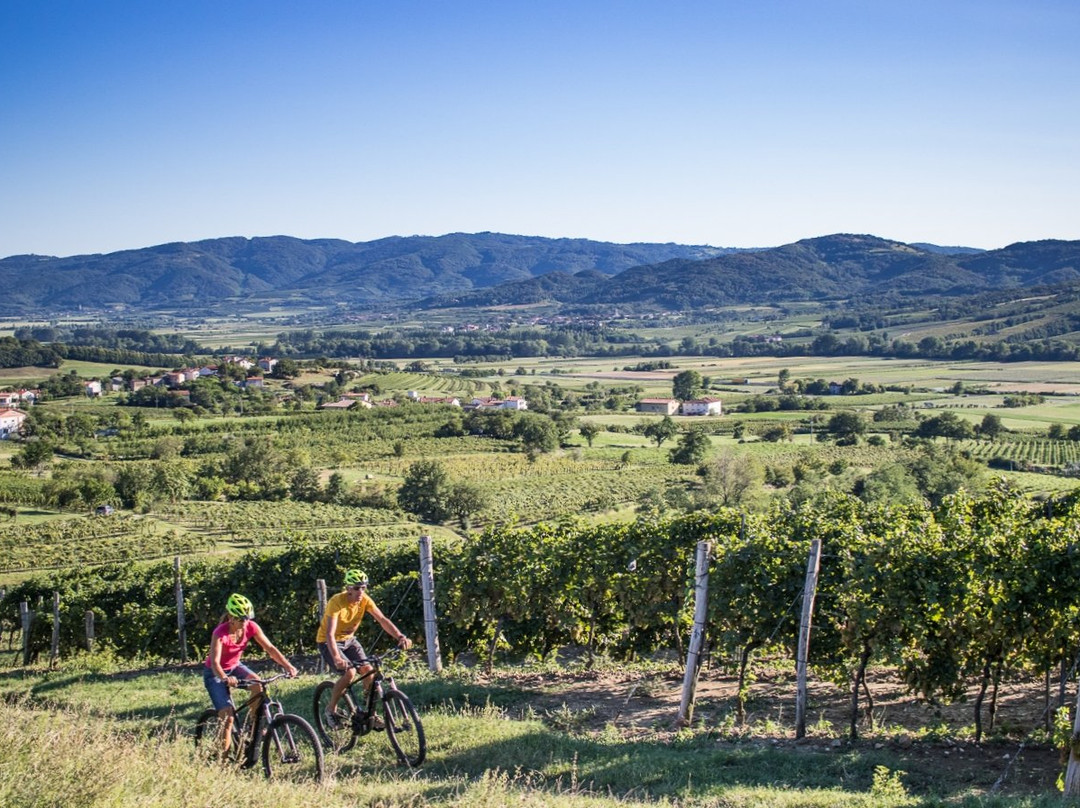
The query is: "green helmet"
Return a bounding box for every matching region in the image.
[343,569,369,587]
[225,592,254,619]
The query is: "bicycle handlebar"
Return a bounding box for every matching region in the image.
[234,672,297,688]
[345,648,407,670]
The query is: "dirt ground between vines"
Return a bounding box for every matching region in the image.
[485,663,1066,798]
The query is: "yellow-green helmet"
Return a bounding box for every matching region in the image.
[225,592,254,619]
[343,569,369,587]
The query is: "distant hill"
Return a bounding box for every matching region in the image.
[0,233,728,315]
[422,235,1080,310]
[6,231,1079,317]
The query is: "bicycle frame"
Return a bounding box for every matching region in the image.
[230,674,289,763]
[341,655,391,734]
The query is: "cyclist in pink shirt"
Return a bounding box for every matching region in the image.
[203,593,297,756]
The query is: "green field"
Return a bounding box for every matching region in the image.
[0,655,1067,807]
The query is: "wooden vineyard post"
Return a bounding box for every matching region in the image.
[85,610,95,653]
[1064,677,1080,795]
[419,535,443,672]
[315,579,328,674]
[174,556,188,663]
[20,601,32,665]
[677,540,711,726]
[795,538,822,739]
[50,591,60,667]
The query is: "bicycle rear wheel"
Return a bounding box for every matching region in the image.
[383,689,425,767]
[193,708,243,766]
[313,679,358,753]
[262,713,324,783]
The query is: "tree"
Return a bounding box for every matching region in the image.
[114,464,153,509]
[915,412,975,441]
[672,370,702,401]
[778,368,791,390]
[398,460,452,523]
[669,426,710,465]
[13,439,54,474]
[858,463,923,506]
[827,411,866,443]
[325,472,347,503]
[578,422,602,447]
[909,444,985,506]
[759,424,792,443]
[270,358,301,379]
[151,460,193,503]
[173,408,195,424]
[699,450,762,508]
[221,437,288,499]
[976,413,1004,440]
[290,465,323,503]
[643,416,678,448]
[513,413,558,454]
[447,481,490,530]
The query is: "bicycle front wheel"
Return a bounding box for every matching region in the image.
[383,689,425,767]
[193,708,243,766]
[262,713,325,783]
[313,679,358,753]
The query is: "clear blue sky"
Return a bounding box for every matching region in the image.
[2,1,1078,258]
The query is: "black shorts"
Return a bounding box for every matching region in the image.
[319,637,366,670]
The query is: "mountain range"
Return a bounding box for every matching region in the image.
[2,232,1079,316]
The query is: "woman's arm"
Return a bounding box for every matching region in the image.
[209,633,237,685]
[253,625,298,676]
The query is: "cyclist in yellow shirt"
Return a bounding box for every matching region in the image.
[317,569,412,728]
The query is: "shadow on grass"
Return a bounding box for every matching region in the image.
[320,710,1062,806]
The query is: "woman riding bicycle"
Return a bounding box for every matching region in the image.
[317,569,411,728]
[204,593,298,755]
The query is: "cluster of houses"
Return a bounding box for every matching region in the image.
[0,357,280,440]
[320,392,529,412]
[0,389,39,438]
[91,356,278,397]
[636,397,723,416]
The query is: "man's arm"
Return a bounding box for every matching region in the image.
[367,603,413,650]
[324,613,349,669]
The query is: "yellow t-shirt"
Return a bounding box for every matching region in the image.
[316,591,374,643]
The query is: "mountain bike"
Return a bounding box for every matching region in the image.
[312,650,426,767]
[194,673,325,782]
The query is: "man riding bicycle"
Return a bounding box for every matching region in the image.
[317,569,412,729]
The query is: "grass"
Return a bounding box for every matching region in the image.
[0,655,1069,807]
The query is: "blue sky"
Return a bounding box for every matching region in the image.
[2,1,1078,258]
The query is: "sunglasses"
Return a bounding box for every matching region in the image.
[347,584,367,592]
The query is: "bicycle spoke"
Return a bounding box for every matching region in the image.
[313,680,357,753]
[262,714,325,783]
[383,689,426,767]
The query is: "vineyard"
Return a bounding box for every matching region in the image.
[957,435,1080,469]
[6,484,1080,748]
[0,513,212,572]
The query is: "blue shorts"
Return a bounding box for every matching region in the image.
[203,663,256,712]
[319,638,366,671]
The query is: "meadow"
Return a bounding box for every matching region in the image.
[0,653,1068,808]
[4,345,1080,806]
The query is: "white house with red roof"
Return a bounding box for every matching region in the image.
[0,408,27,438]
[680,397,723,416]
